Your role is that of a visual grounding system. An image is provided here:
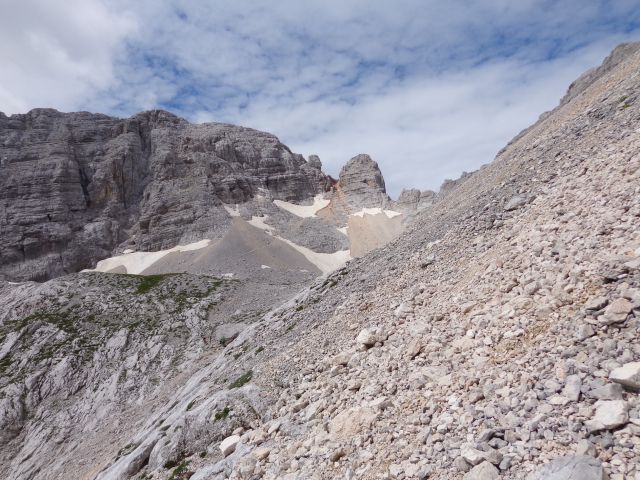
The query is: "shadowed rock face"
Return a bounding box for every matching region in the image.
[0,109,330,282]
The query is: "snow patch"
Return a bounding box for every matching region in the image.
[248,216,273,234]
[337,226,349,235]
[351,208,402,218]
[274,194,330,218]
[249,215,349,274]
[278,238,351,274]
[260,265,271,269]
[223,204,241,217]
[90,239,211,275]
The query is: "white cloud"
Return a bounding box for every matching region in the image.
[0,0,135,113]
[1,0,639,195]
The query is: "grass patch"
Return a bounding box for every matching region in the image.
[229,370,253,389]
[168,460,192,480]
[136,274,175,294]
[214,406,230,421]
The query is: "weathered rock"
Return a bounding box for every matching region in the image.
[527,455,605,480]
[463,461,500,480]
[504,196,527,211]
[600,298,633,324]
[584,400,629,432]
[609,362,640,390]
[337,154,389,210]
[220,434,241,456]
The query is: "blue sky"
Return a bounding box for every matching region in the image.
[2,0,640,195]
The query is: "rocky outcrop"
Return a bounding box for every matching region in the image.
[0,109,331,282]
[393,188,437,212]
[336,154,390,209]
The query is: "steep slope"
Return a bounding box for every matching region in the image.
[80,42,640,480]
[2,40,638,480]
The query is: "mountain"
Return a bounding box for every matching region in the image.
[1,42,639,480]
[0,109,435,283]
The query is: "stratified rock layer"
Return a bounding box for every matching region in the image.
[0,109,330,281]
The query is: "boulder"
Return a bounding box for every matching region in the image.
[527,455,605,480]
[600,298,633,324]
[584,400,629,432]
[463,461,500,480]
[609,362,640,390]
[219,434,240,456]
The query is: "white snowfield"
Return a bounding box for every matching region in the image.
[223,204,241,217]
[247,215,273,233]
[88,239,211,275]
[249,215,351,274]
[350,207,403,218]
[274,194,330,218]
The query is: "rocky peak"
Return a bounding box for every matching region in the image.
[307,154,322,169]
[337,153,389,208]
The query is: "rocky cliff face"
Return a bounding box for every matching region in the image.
[0,109,330,282]
[337,154,389,209]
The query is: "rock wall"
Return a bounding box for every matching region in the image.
[0,109,330,281]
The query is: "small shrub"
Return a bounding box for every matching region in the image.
[214,406,230,421]
[136,274,174,294]
[255,346,264,354]
[186,400,196,411]
[229,370,253,388]
[168,460,192,480]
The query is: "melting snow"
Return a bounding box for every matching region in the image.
[274,194,330,218]
[89,239,211,275]
[351,208,402,218]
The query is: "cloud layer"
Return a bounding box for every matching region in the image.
[2,1,639,194]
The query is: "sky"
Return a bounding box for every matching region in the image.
[1,1,639,195]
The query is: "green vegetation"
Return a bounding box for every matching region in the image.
[168,460,192,480]
[214,406,230,421]
[255,346,264,354]
[0,354,12,375]
[186,400,196,411]
[136,274,175,294]
[229,370,253,389]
